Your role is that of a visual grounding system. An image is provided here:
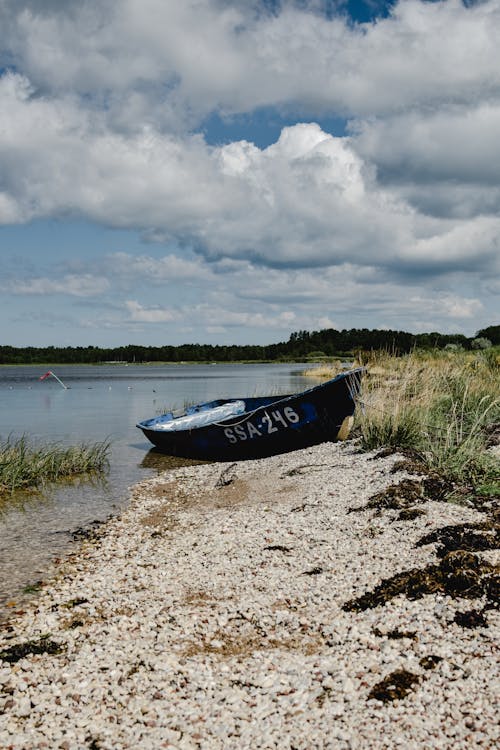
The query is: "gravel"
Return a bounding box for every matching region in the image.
[0,441,498,749]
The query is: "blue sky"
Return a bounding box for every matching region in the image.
[0,0,498,347]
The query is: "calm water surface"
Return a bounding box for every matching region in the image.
[0,363,310,613]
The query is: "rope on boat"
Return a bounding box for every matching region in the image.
[346,370,364,403]
[213,370,365,428]
[212,406,262,427]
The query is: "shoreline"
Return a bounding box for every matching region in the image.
[0,360,320,368]
[0,441,498,749]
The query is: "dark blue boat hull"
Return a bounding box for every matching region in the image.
[137,368,363,461]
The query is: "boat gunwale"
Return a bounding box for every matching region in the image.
[137,367,364,434]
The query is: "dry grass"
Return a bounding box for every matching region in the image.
[354,349,499,490]
[300,362,346,379]
[303,349,499,494]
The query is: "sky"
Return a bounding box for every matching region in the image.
[0,0,499,348]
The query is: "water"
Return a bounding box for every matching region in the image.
[0,363,310,613]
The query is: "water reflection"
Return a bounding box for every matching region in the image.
[0,363,310,616]
[140,449,210,472]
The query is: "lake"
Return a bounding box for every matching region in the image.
[0,363,311,614]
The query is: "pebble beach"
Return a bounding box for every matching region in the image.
[0,441,498,749]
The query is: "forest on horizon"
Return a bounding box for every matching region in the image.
[1,325,498,365]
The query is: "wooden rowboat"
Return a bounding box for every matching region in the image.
[137,368,364,461]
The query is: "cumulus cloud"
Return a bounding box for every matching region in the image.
[114,264,486,338]
[121,296,298,332]
[125,300,179,322]
[3,244,489,340]
[2,0,499,122]
[1,77,498,280]
[0,0,499,341]
[353,104,500,185]
[351,103,500,218]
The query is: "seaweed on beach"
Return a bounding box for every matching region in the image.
[390,457,427,474]
[65,618,85,630]
[368,653,443,703]
[419,654,443,670]
[0,634,65,664]
[349,479,426,513]
[454,608,489,628]
[416,519,500,557]
[343,550,499,611]
[396,507,426,521]
[421,474,455,501]
[71,518,108,542]
[369,447,419,461]
[50,597,89,612]
[301,567,324,576]
[372,628,417,640]
[350,472,456,515]
[86,736,103,750]
[368,669,421,702]
[344,509,499,611]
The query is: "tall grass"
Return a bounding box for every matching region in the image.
[300,362,345,380]
[0,436,111,497]
[354,349,499,489]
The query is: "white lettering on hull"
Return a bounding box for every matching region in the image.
[224,406,300,445]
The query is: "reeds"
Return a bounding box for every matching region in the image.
[0,435,111,497]
[354,349,499,492]
[300,362,346,379]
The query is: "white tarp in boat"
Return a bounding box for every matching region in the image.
[155,400,246,431]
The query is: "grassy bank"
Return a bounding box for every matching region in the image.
[0,436,111,498]
[306,350,499,499]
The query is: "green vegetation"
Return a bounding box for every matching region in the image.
[354,349,499,494]
[306,348,499,497]
[1,324,498,364]
[0,436,110,497]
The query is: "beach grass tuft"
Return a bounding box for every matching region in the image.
[355,349,499,492]
[0,435,111,497]
[305,349,499,496]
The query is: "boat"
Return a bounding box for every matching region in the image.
[137,367,364,461]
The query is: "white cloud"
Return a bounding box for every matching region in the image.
[1,79,497,279]
[317,316,338,329]
[351,103,500,219]
[0,192,22,223]
[382,292,483,321]
[188,305,297,329]
[125,300,179,322]
[409,218,500,268]
[2,0,499,122]
[433,294,483,320]
[122,297,296,332]
[353,104,500,185]
[0,0,499,343]
[106,252,213,283]
[6,274,110,297]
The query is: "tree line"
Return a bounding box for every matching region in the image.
[1,325,497,365]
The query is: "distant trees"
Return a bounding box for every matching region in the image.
[0,325,497,365]
[476,325,500,345]
[471,337,492,350]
